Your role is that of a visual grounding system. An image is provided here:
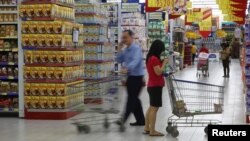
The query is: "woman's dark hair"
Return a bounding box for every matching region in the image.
[146,40,165,64]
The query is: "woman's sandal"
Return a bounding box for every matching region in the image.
[149,131,164,136]
[143,130,150,134]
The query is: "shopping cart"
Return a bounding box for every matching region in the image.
[70,74,125,133]
[196,53,209,78]
[165,73,224,137]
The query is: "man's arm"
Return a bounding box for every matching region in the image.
[126,46,142,71]
[116,43,125,63]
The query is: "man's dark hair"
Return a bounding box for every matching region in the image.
[123,30,134,37]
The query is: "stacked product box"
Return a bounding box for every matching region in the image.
[20,0,85,119]
[0,0,19,114]
[244,23,250,123]
[121,13,147,59]
[75,3,114,105]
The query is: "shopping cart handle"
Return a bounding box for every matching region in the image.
[163,72,174,77]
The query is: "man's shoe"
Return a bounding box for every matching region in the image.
[130,122,145,126]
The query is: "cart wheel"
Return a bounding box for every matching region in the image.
[119,124,126,132]
[166,122,173,133]
[166,126,173,133]
[204,126,208,134]
[103,121,110,129]
[103,117,110,129]
[77,125,91,134]
[171,130,179,137]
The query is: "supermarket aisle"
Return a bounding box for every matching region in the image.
[0,60,245,141]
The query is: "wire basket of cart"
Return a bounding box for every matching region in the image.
[70,74,126,133]
[164,73,224,137]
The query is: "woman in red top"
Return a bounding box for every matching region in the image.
[144,40,168,136]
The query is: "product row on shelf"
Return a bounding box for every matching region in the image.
[0,0,19,115]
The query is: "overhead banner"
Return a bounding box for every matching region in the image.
[216,0,247,24]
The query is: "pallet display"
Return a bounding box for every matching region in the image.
[20,0,85,120]
[75,3,114,105]
[0,0,19,116]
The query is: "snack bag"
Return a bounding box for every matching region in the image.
[22,21,29,33]
[37,35,46,47]
[39,83,48,96]
[54,67,64,80]
[38,22,46,34]
[24,50,33,64]
[56,96,68,109]
[24,83,31,96]
[48,96,57,109]
[43,4,52,17]
[30,83,40,96]
[24,96,31,109]
[54,21,62,33]
[24,66,31,79]
[46,67,55,79]
[57,51,66,63]
[30,96,39,109]
[39,96,48,109]
[56,84,66,96]
[30,67,39,79]
[41,51,49,63]
[48,51,57,63]
[38,67,47,79]
[22,34,30,47]
[47,84,56,96]
[33,51,41,63]
[29,22,38,33]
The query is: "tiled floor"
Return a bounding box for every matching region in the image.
[0,60,245,141]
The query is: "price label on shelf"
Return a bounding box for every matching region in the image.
[8,76,14,79]
[8,62,14,65]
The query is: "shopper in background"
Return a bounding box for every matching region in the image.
[191,42,197,65]
[144,40,168,136]
[231,38,240,59]
[220,42,231,78]
[116,30,145,126]
[199,43,209,54]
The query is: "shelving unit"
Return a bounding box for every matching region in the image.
[244,22,250,123]
[20,0,85,120]
[75,3,114,105]
[0,0,19,117]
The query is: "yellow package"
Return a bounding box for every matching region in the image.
[24,66,31,79]
[37,21,45,34]
[22,34,30,47]
[54,67,64,80]
[30,96,40,109]
[43,4,52,17]
[33,51,41,63]
[41,51,49,63]
[48,51,57,63]
[29,22,38,34]
[24,96,31,109]
[30,83,40,96]
[30,67,39,79]
[24,50,33,64]
[39,96,48,109]
[24,83,31,96]
[47,84,56,96]
[45,34,54,47]
[57,51,66,63]
[56,84,66,96]
[54,35,62,47]
[46,67,55,79]
[37,34,46,47]
[39,83,48,96]
[22,21,29,33]
[34,5,43,17]
[56,96,68,109]
[38,67,47,79]
[48,96,57,109]
[54,21,62,33]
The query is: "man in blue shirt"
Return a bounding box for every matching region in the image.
[116,30,145,126]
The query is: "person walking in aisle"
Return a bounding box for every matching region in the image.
[144,40,168,136]
[220,42,231,78]
[116,30,145,126]
[191,42,197,65]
